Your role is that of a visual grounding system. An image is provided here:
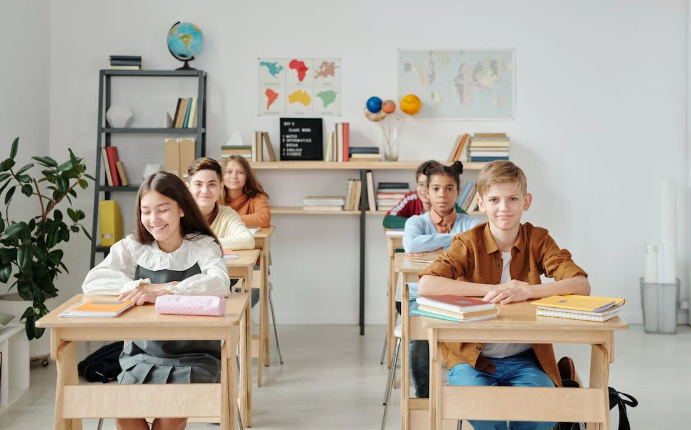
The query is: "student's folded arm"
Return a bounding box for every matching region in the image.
[81,238,148,296]
[240,194,271,228]
[167,243,231,297]
[402,217,454,254]
[417,236,489,297]
[534,233,591,297]
[217,211,255,250]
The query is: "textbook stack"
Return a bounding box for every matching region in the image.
[302,196,345,211]
[412,295,498,322]
[467,133,510,162]
[108,55,141,70]
[349,146,380,162]
[376,182,409,212]
[343,179,363,211]
[172,98,198,129]
[457,181,479,212]
[532,295,626,323]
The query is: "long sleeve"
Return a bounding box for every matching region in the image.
[538,232,588,281]
[403,215,455,254]
[82,237,150,296]
[211,206,255,250]
[166,240,231,297]
[240,194,271,227]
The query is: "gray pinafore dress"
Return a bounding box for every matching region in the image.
[117,263,221,384]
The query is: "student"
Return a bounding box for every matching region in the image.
[221,155,271,228]
[418,161,590,430]
[402,161,480,399]
[187,157,255,251]
[382,160,466,229]
[82,171,231,430]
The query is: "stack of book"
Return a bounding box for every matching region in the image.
[376,182,409,212]
[221,145,251,159]
[109,55,141,70]
[467,133,510,162]
[100,146,129,186]
[447,133,469,162]
[343,179,363,211]
[303,196,345,211]
[412,295,498,322]
[349,146,380,162]
[532,295,626,322]
[172,98,198,129]
[324,122,351,162]
[457,181,479,212]
[251,131,277,162]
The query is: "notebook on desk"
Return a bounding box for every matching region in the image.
[60,300,134,318]
[223,249,239,259]
[531,295,625,313]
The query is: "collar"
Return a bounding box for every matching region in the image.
[482,222,525,254]
[430,208,457,228]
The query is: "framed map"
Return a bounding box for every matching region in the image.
[398,50,515,120]
[258,58,341,116]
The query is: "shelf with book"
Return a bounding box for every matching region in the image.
[90,69,208,268]
[251,161,487,170]
[270,206,360,215]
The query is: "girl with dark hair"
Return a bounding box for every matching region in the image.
[82,171,230,430]
[221,155,271,227]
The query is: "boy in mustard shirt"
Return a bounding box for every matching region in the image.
[418,161,590,430]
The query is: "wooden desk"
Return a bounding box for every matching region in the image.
[36,293,250,430]
[424,303,628,430]
[253,226,274,386]
[384,229,404,369]
[226,248,260,425]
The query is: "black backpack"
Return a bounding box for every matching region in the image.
[77,341,123,383]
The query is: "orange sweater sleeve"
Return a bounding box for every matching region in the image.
[240,194,271,227]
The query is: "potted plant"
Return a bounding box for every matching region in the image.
[0,137,92,340]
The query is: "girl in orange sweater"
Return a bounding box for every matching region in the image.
[220,155,271,227]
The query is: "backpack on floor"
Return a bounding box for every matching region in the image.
[77,341,123,383]
[556,357,638,430]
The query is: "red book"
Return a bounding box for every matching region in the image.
[342,122,350,162]
[416,295,496,314]
[105,146,121,187]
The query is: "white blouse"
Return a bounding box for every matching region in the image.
[82,234,230,297]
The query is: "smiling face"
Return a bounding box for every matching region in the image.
[477,181,532,232]
[223,160,247,193]
[427,173,460,216]
[188,169,221,215]
[139,190,184,251]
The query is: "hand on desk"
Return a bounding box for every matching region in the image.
[119,282,177,305]
[483,280,531,305]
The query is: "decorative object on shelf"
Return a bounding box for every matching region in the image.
[398,49,515,119]
[364,94,421,161]
[142,164,163,180]
[400,94,422,116]
[106,105,134,128]
[279,118,323,160]
[158,112,173,128]
[0,312,14,328]
[226,130,245,147]
[167,21,204,70]
[0,137,92,340]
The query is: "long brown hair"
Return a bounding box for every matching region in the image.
[135,172,220,246]
[220,156,268,203]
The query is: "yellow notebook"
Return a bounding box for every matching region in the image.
[60,300,134,318]
[532,295,625,313]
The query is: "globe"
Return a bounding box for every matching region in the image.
[167,22,204,70]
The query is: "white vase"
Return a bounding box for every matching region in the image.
[106,105,134,128]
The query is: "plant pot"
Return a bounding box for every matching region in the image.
[0,293,57,359]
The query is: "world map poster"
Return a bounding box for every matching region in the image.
[258,58,341,116]
[398,50,514,120]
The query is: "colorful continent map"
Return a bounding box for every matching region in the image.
[314,61,338,79]
[265,89,279,110]
[315,90,337,108]
[260,61,284,78]
[289,59,309,82]
[288,90,311,106]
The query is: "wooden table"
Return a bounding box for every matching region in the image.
[384,229,404,369]
[253,226,274,386]
[225,248,261,425]
[36,293,250,430]
[424,303,628,430]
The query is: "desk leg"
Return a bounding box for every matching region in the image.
[241,270,253,426]
[401,274,410,430]
[587,344,610,430]
[54,339,82,430]
[429,328,442,430]
[256,268,264,387]
[261,249,270,368]
[222,340,232,430]
[387,252,395,369]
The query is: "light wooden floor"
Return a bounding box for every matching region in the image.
[0,324,689,429]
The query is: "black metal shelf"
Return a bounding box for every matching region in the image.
[103,69,204,77]
[102,127,205,134]
[101,185,140,192]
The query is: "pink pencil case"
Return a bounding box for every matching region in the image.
[155,295,226,316]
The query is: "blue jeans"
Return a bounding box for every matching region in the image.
[448,349,556,430]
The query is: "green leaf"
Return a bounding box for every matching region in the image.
[28,218,36,231]
[66,208,77,222]
[31,156,58,167]
[15,163,34,175]
[57,161,74,172]
[84,173,95,181]
[0,178,12,195]
[68,189,76,198]
[4,185,16,205]
[21,184,32,197]
[0,159,15,172]
[17,244,32,271]
[25,314,36,340]
[78,179,88,189]
[59,227,70,242]
[20,305,33,321]
[69,148,78,165]
[3,222,28,239]
[0,263,11,283]
[17,279,33,301]
[46,230,59,248]
[54,209,63,221]
[0,172,10,182]
[16,174,31,184]
[81,225,92,241]
[77,210,86,220]
[70,225,79,233]
[30,245,45,262]
[57,176,68,193]
[10,137,18,159]
[0,216,4,234]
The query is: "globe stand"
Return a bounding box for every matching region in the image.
[176,57,196,71]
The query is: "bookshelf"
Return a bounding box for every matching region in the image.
[250,160,487,335]
[89,69,208,268]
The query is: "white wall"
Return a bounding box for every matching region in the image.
[0,0,50,222]
[48,0,688,325]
